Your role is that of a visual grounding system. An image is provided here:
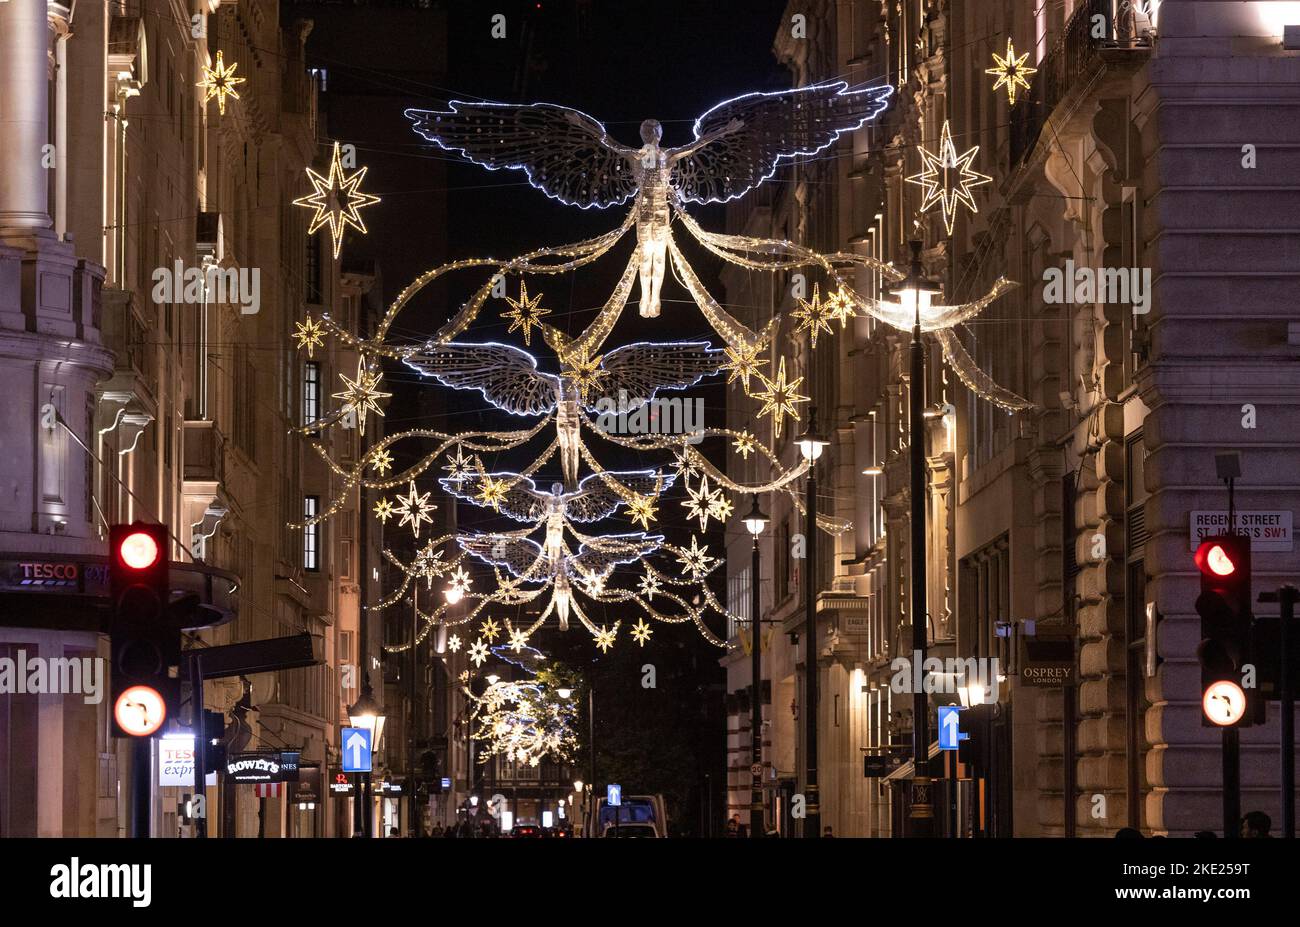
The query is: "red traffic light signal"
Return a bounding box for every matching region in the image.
[108,523,178,737]
[1195,540,1239,579]
[1194,534,1255,728]
[118,530,162,570]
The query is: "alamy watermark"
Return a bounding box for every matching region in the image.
[889,652,1001,702]
[1042,260,1150,314]
[0,651,104,704]
[593,390,704,444]
[151,260,261,315]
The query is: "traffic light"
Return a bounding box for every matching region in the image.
[109,522,179,737]
[1194,535,1255,727]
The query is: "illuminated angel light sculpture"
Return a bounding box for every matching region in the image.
[291,82,1042,660]
[459,531,661,632]
[466,647,580,766]
[405,340,721,488]
[406,81,893,318]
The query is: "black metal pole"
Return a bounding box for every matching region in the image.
[131,736,150,838]
[804,408,819,839]
[588,684,596,789]
[1281,586,1296,839]
[409,587,421,836]
[1224,727,1240,838]
[750,531,763,838]
[191,653,207,838]
[908,285,934,837]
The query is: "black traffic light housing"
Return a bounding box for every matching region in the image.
[109,522,180,737]
[1194,534,1257,727]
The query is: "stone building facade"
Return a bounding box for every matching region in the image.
[0,0,392,837]
[722,0,1300,836]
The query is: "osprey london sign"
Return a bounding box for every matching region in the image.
[225,752,283,783]
[1189,511,1292,552]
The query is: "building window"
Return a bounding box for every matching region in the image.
[304,496,320,572]
[304,361,321,427]
[1124,430,1150,829]
[306,234,322,305]
[775,518,791,603]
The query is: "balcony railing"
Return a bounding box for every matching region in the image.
[1009,0,1154,166]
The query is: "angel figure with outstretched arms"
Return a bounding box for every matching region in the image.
[406,81,892,318]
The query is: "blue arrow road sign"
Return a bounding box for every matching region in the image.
[341,727,372,772]
[607,783,622,807]
[937,706,968,751]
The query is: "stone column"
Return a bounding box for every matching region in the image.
[0,0,53,238]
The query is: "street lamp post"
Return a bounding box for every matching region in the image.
[890,239,941,836]
[347,682,386,837]
[743,495,770,838]
[796,415,829,838]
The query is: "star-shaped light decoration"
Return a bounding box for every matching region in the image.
[413,541,445,589]
[630,618,653,646]
[468,639,490,667]
[826,288,857,328]
[332,358,391,436]
[447,634,462,653]
[292,141,382,259]
[443,446,474,485]
[752,356,809,439]
[626,493,658,530]
[676,535,716,580]
[500,281,551,347]
[707,492,734,522]
[723,341,768,393]
[683,475,726,531]
[671,447,700,480]
[579,571,608,597]
[370,448,394,475]
[479,616,501,642]
[197,50,246,116]
[474,468,511,512]
[507,623,529,653]
[373,497,395,523]
[638,569,662,600]
[792,284,836,350]
[393,480,435,538]
[565,346,608,405]
[732,431,758,460]
[292,315,326,357]
[986,37,1037,105]
[593,624,618,653]
[905,119,993,236]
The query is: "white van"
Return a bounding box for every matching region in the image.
[589,793,667,837]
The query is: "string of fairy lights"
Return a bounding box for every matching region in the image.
[278,60,1042,663]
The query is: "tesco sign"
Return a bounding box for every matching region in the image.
[159,734,215,788]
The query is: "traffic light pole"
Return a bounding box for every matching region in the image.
[131,737,151,837]
[1280,586,1296,839]
[1223,727,1240,838]
[191,652,207,838]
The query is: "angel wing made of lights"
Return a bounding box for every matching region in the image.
[403,340,722,415]
[458,531,661,582]
[405,82,893,208]
[403,341,560,416]
[439,470,675,523]
[583,341,723,412]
